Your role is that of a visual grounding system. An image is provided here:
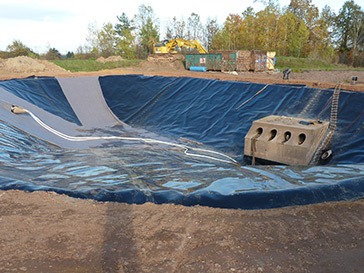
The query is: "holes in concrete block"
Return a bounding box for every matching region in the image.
[298,133,306,145]
[268,129,277,141]
[256,127,263,137]
[283,131,292,143]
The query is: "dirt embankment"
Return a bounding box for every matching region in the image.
[0,56,363,92]
[0,56,68,74]
[0,190,363,273]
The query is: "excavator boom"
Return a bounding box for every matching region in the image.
[153,38,207,54]
[149,38,207,63]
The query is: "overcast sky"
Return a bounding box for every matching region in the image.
[0,0,356,54]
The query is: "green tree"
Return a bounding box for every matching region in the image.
[224,14,244,50]
[133,5,160,57]
[294,19,310,57]
[205,18,219,51]
[140,17,159,55]
[276,11,309,57]
[242,6,255,18]
[211,27,230,50]
[97,22,118,57]
[254,2,280,51]
[276,12,294,55]
[287,0,320,56]
[115,12,132,36]
[66,51,75,59]
[287,0,319,28]
[308,5,336,60]
[115,12,136,59]
[44,48,62,60]
[241,7,257,50]
[6,40,36,57]
[334,0,364,65]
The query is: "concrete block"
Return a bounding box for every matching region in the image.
[244,115,329,165]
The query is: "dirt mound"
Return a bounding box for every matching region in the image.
[96,56,124,63]
[147,53,185,63]
[0,56,67,74]
[141,58,185,72]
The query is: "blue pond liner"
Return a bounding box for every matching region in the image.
[0,75,363,209]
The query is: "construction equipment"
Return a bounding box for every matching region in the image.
[153,38,208,54]
[148,38,207,63]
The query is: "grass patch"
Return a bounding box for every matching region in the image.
[275,56,362,72]
[52,56,362,73]
[51,59,142,72]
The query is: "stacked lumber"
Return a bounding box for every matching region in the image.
[236,50,253,72]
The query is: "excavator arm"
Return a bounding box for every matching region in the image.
[176,39,208,54]
[149,38,207,63]
[153,38,207,54]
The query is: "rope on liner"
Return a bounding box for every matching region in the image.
[11,105,238,165]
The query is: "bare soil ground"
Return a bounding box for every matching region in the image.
[0,190,363,273]
[1,56,364,91]
[0,57,363,273]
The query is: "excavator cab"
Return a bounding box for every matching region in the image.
[153,40,171,54]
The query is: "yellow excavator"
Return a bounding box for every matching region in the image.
[148,38,207,62]
[153,38,208,54]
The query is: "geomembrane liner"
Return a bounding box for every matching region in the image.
[0,75,363,209]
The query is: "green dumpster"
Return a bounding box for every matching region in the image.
[185,54,222,71]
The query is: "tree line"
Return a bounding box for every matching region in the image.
[78,0,364,66]
[211,0,363,66]
[1,0,363,66]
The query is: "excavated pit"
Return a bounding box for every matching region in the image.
[0,75,363,209]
